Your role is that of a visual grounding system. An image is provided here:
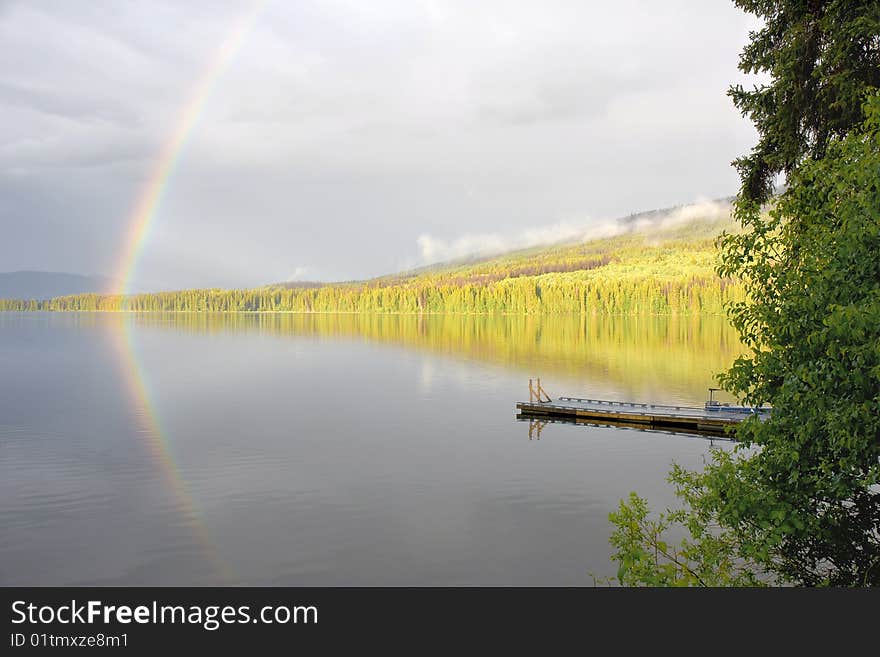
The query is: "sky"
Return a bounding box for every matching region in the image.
[0,0,762,291]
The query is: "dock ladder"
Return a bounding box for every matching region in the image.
[529,378,552,403]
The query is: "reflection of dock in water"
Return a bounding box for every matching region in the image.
[527,419,547,440]
[519,415,736,440]
[517,382,769,438]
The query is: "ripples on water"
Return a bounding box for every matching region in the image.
[0,312,740,585]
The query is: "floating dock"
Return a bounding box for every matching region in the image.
[516,396,769,437]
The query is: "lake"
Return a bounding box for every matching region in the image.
[0,312,743,585]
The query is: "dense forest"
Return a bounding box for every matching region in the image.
[0,213,744,315]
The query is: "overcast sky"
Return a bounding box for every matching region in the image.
[0,0,761,290]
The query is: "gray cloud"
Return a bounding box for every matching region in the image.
[0,1,762,289]
[0,81,135,125]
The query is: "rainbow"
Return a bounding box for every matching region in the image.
[113,0,266,297]
[108,318,235,582]
[106,2,268,582]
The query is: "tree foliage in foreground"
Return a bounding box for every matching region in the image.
[610,0,880,587]
[730,0,880,203]
[610,94,880,586]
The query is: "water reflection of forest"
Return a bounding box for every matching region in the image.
[85,312,746,404]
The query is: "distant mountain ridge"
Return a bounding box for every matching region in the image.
[0,271,114,300]
[267,197,736,288]
[360,196,736,284]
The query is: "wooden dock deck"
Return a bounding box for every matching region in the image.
[516,396,769,436]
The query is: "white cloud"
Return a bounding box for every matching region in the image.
[415,199,732,265]
[286,266,311,281]
[416,220,617,263]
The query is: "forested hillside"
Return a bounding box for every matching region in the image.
[0,211,743,315]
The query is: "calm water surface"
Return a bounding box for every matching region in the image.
[0,312,743,585]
